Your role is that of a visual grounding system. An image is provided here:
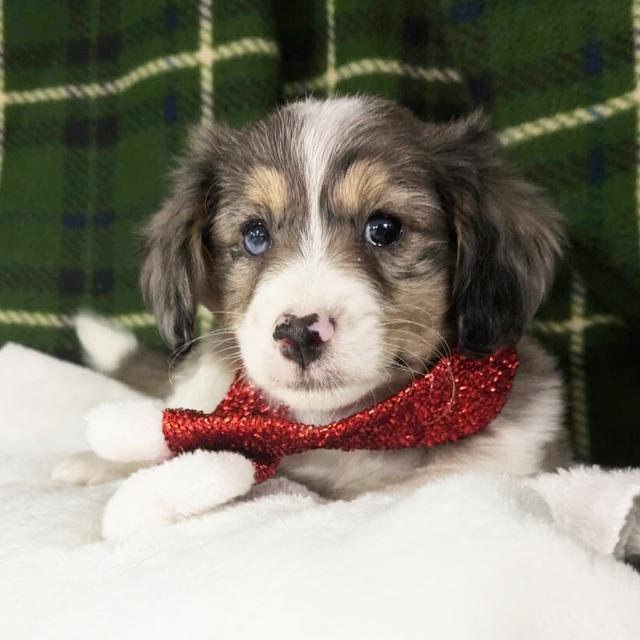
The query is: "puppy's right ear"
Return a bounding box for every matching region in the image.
[428,113,564,354]
[139,125,233,350]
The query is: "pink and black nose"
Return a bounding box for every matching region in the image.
[273,313,334,368]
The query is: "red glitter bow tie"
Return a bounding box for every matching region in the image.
[163,348,519,483]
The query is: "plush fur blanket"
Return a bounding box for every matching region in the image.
[2,342,640,639]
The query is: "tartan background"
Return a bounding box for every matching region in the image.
[0,0,638,466]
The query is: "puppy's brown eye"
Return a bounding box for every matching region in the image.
[243,221,270,256]
[364,213,403,247]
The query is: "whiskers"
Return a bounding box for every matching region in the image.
[379,316,456,410]
[167,316,242,384]
[164,306,456,417]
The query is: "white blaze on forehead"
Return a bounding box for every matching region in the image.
[293,97,366,257]
[235,98,386,415]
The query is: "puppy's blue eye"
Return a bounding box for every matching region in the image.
[243,222,270,256]
[364,214,403,247]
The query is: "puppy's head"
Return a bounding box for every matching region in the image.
[141,97,563,416]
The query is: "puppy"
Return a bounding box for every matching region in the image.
[55,96,568,500]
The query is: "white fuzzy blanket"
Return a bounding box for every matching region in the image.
[2,342,640,640]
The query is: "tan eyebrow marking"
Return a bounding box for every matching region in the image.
[333,159,392,213]
[244,166,289,214]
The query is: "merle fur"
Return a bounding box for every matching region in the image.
[139,99,564,358]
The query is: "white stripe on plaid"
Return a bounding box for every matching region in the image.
[498,92,635,145]
[568,273,590,460]
[284,58,462,96]
[0,38,278,106]
[0,309,154,329]
[199,0,214,124]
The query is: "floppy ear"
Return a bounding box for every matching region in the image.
[429,113,564,354]
[139,125,231,350]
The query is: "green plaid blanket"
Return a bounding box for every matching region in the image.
[0,0,638,466]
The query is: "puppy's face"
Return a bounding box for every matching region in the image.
[141,98,562,417]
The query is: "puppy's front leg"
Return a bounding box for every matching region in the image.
[52,355,235,486]
[52,399,169,485]
[85,345,237,463]
[51,451,148,486]
[85,399,170,463]
[102,450,255,540]
[51,399,170,486]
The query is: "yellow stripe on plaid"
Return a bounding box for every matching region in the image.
[196,304,214,336]
[0,310,155,329]
[0,0,5,182]
[568,273,590,460]
[199,0,214,124]
[1,308,624,336]
[499,92,636,145]
[535,314,623,335]
[0,38,278,106]
[325,0,337,96]
[0,310,72,328]
[633,0,640,251]
[284,58,463,96]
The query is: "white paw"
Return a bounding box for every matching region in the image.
[75,311,138,374]
[102,450,255,541]
[86,399,170,463]
[51,451,142,486]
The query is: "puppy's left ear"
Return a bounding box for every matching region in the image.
[139,125,233,350]
[429,113,564,354]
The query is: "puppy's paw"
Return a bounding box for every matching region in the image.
[75,311,138,374]
[102,450,255,541]
[51,451,141,486]
[86,399,170,463]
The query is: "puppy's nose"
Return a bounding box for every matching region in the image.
[273,313,334,368]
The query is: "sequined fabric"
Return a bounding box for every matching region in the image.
[163,348,519,483]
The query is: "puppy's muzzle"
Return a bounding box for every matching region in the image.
[273,313,334,369]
